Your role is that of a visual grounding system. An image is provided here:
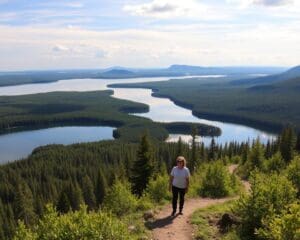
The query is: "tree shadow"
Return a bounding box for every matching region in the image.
[145,214,179,230]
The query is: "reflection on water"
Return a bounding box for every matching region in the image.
[0,75,276,163]
[113,88,276,145]
[0,127,114,164]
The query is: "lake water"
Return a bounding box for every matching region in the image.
[0,76,275,163]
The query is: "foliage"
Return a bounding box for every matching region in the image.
[199,162,240,198]
[144,174,171,204]
[13,204,131,240]
[131,134,154,196]
[234,171,297,239]
[286,156,300,197]
[103,180,138,217]
[257,202,300,240]
[279,126,296,163]
[263,152,285,173]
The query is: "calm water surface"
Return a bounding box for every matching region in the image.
[0,76,275,163]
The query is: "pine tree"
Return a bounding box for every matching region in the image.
[131,133,154,196]
[82,175,96,210]
[0,200,5,240]
[296,132,300,153]
[208,138,217,161]
[66,182,83,211]
[177,136,183,156]
[95,169,108,206]
[14,182,36,226]
[280,126,296,163]
[265,140,272,159]
[56,191,71,213]
[248,139,265,169]
[190,126,198,173]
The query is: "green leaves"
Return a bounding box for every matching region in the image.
[13,204,131,240]
[235,171,297,239]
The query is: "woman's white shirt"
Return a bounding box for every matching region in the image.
[171,166,190,189]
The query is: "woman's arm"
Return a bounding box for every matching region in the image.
[169,175,174,192]
[185,177,189,193]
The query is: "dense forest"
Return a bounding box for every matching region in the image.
[0,126,299,239]
[0,91,220,142]
[109,68,300,133]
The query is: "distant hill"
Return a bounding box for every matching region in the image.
[232,65,300,86]
[102,69,135,76]
[0,65,287,87]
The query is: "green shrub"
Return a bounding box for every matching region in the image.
[13,205,131,240]
[199,162,238,198]
[234,171,297,239]
[257,202,300,240]
[145,174,171,204]
[263,152,285,173]
[286,156,300,196]
[103,180,138,217]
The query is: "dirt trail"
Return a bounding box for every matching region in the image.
[150,165,249,240]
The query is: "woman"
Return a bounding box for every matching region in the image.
[169,156,190,216]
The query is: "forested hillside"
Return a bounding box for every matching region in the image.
[0,91,220,142]
[109,69,300,132]
[0,127,299,239]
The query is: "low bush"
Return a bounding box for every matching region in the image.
[13,205,131,240]
[234,171,297,239]
[199,162,239,198]
[263,152,285,173]
[257,202,300,240]
[286,156,300,196]
[103,180,138,217]
[144,174,171,204]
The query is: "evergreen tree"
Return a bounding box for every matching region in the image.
[66,182,83,211]
[0,200,5,240]
[264,140,272,159]
[177,136,183,156]
[190,126,198,173]
[208,138,217,161]
[56,191,71,213]
[280,126,296,163]
[131,133,154,196]
[296,132,300,153]
[247,139,265,170]
[14,182,36,226]
[4,204,15,239]
[82,175,96,210]
[95,169,108,206]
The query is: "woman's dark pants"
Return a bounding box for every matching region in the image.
[172,186,186,212]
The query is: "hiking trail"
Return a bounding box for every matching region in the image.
[149,164,249,240]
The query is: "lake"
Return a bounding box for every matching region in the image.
[0,76,275,163]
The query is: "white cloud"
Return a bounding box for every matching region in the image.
[252,0,293,6]
[0,23,299,70]
[123,0,228,20]
[228,0,294,7]
[53,44,70,52]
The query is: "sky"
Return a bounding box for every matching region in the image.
[0,0,299,70]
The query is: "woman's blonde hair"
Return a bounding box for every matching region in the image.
[176,156,186,166]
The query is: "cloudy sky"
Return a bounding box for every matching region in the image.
[0,0,299,70]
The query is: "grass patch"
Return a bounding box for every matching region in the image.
[191,200,240,240]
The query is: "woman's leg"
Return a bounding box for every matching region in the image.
[179,188,186,213]
[172,186,179,214]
